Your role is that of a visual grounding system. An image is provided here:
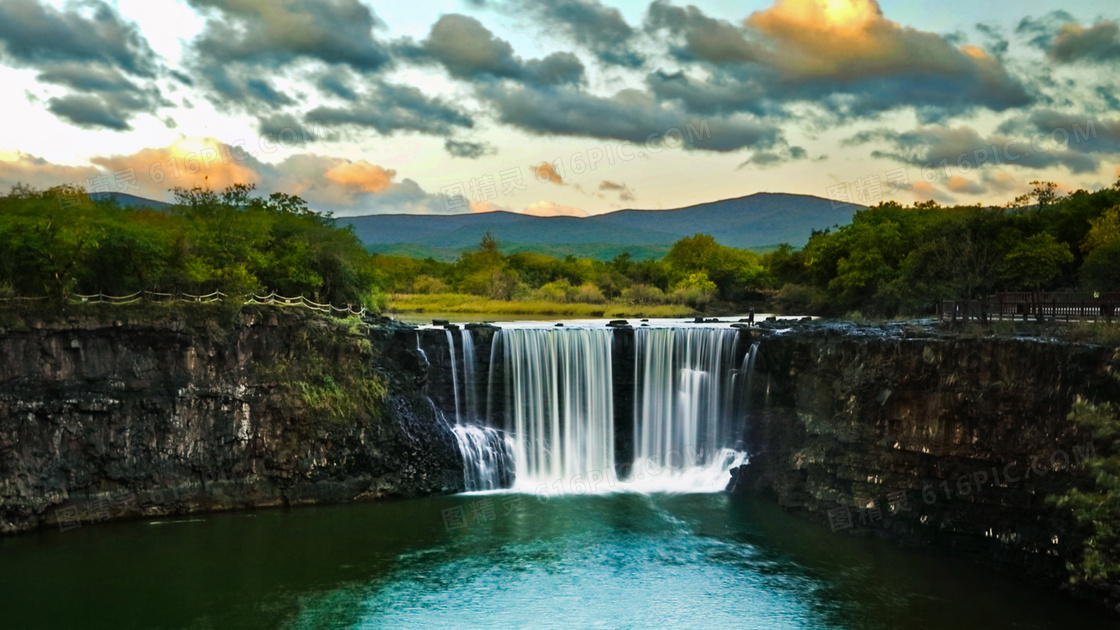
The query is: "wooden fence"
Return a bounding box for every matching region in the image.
[940,293,1118,323]
[0,291,367,317]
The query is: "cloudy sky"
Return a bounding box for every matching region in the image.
[0,0,1117,216]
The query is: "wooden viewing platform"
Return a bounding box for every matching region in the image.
[939,292,1120,323]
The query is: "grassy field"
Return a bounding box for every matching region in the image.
[387,293,696,319]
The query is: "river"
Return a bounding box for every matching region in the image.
[0,491,1113,629]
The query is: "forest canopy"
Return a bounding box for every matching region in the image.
[2,180,1119,317]
[0,184,379,308]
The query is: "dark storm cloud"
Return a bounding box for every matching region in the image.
[400,14,585,86]
[197,64,296,108]
[1048,21,1120,63]
[316,69,359,101]
[186,0,390,72]
[257,113,318,144]
[34,63,166,129]
[738,145,807,169]
[644,1,762,64]
[183,0,393,111]
[37,63,143,94]
[0,0,164,130]
[47,94,133,130]
[169,70,195,87]
[974,23,1009,58]
[392,7,779,151]
[478,82,780,152]
[645,69,774,118]
[850,125,1101,174]
[444,139,496,159]
[0,0,157,76]
[511,0,644,67]
[999,110,1120,155]
[306,82,472,136]
[1016,11,1077,49]
[178,1,478,139]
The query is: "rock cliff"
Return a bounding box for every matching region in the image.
[0,306,462,535]
[734,322,1120,613]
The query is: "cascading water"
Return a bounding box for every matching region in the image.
[435,323,755,495]
[629,327,749,492]
[422,329,515,492]
[444,330,461,424]
[500,328,615,492]
[451,424,514,492]
[461,330,477,422]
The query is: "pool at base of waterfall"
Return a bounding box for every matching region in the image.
[1,492,1113,630]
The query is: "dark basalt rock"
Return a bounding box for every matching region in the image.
[734,321,1120,614]
[0,308,463,536]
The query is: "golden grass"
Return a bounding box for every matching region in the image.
[387,293,695,319]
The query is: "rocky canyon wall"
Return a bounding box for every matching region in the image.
[0,307,462,535]
[735,322,1120,612]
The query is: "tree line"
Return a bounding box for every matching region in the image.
[372,231,770,310]
[0,184,379,308]
[770,181,1120,316]
[4,180,1118,317]
[374,180,1120,316]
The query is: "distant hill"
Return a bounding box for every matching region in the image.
[86,191,861,261]
[90,192,172,209]
[342,193,860,261]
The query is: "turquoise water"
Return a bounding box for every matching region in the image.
[0,493,1113,629]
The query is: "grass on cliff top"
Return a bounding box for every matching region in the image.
[265,319,388,426]
[387,293,695,319]
[1062,321,1120,346]
[939,319,1120,346]
[0,299,253,337]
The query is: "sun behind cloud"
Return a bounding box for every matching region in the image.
[746,0,1003,79]
[323,160,396,194]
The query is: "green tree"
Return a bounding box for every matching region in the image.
[1002,232,1074,291]
[1050,396,1120,584]
[1081,241,1120,292]
[1030,181,1060,208]
[1083,206,1120,254]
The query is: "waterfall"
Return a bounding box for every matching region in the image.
[433,324,755,495]
[452,424,514,492]
[461,330,477,423]
[430,329,512,492]
[444,329,461,424]
[501,328,615,493]
[630,328,748,491]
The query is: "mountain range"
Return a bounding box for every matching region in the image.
[341,193,860,261]
[93,191,860,261]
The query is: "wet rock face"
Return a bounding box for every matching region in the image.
[735,324,1120,612]
[0,310,463,535]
